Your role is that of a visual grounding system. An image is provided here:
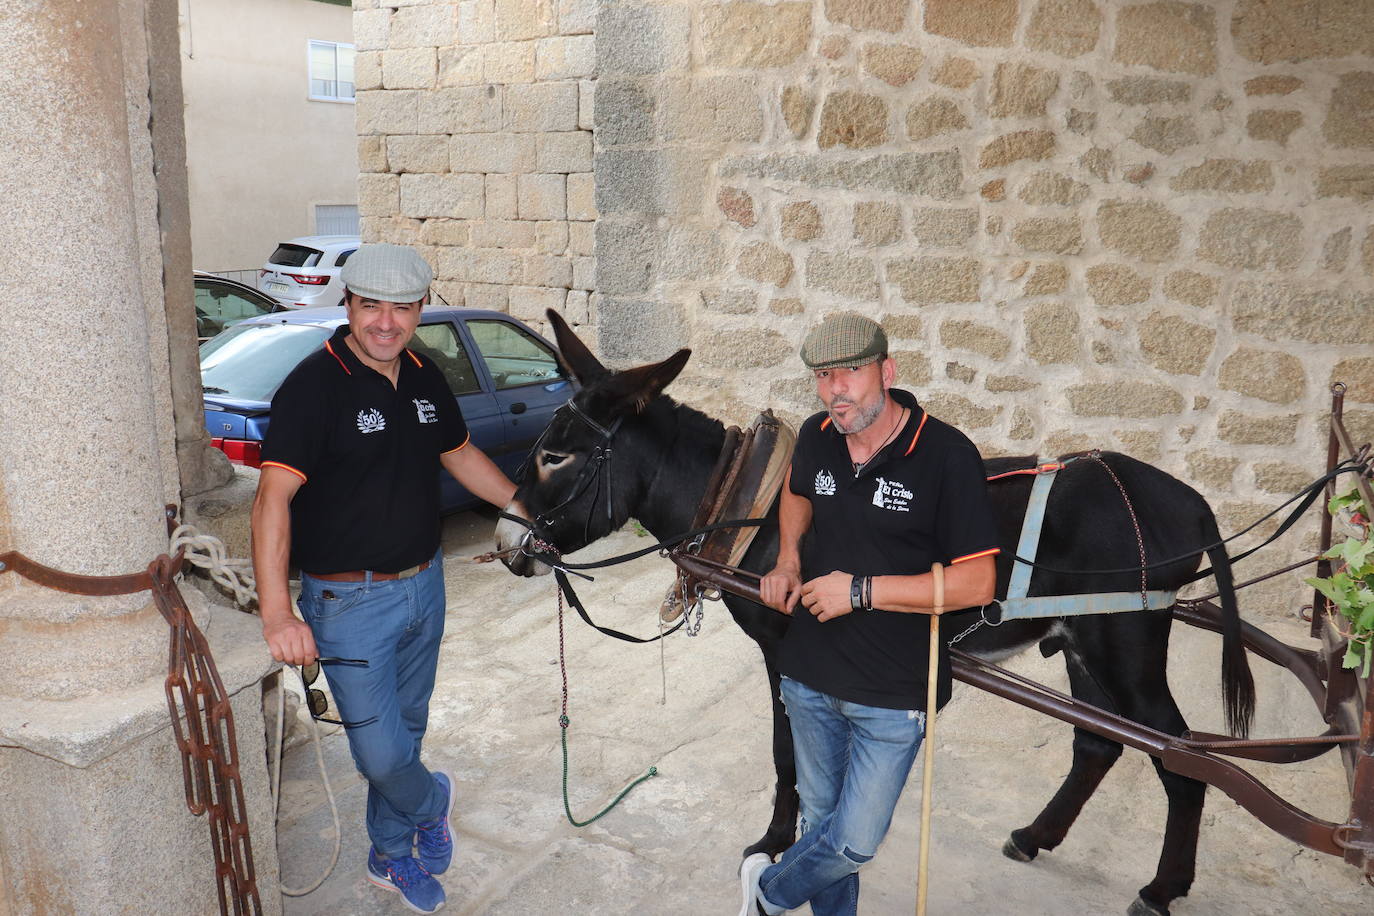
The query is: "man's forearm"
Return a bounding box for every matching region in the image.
[251,487,295,621]
[867,555,996,615]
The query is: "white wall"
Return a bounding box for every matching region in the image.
[181,0,358,271]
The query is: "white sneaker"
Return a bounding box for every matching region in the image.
[738,852,771,916]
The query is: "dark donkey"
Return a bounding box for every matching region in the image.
[495,312,1256,916]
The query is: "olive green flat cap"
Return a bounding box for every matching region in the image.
[800,313,888,369]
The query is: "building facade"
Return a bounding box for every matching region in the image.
[356,0,1374,619]
[182,0,360,271]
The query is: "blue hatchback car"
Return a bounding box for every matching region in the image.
[200,306,573,513]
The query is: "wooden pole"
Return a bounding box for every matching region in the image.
[917,562,944,916]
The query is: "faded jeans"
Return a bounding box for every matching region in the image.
[298,550,447,858]
[758,677,926,916]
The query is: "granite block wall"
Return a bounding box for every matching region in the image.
[361,0,1374,616]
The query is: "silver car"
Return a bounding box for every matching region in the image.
[256,234,359,308]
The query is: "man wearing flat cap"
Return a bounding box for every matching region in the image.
[252,243,516,913]
[740,313,1000,916]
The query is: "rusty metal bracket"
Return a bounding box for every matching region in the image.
[0,523,262,915]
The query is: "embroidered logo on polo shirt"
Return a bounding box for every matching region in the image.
[413,398,438,424]
[814,469,836,496]
[872,476,913,512]
[356,408,386,434]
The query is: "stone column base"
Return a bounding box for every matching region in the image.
[0,598,281,915]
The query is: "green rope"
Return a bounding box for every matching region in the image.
[559,714,658,828]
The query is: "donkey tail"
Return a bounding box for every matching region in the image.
[1204,521,1255,738]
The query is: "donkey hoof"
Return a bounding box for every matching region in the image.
[1127,895,1168,916]
[1001,836,1036,863]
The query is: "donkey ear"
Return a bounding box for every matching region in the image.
[601,348,691,414]
[545,308,607,383]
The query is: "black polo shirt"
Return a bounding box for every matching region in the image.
[779,388,999,711]
[260,325,469,574]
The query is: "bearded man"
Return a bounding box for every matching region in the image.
[740,312,1000,916]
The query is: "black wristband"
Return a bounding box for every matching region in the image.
[864,575,873,610]
[850,575,862,612]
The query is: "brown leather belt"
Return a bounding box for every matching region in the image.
[308,560,431,582]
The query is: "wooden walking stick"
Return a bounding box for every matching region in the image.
[917,562,944,916]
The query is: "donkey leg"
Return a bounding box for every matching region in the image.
[1005,654,1124,862]
[1123,699,1203,916]
[744,659,799,859]
[1004,726,1123,862]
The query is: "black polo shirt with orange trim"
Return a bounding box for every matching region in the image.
[260,325,469,575]
[780,388,999,711]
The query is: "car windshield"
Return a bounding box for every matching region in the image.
[200,323,333,402]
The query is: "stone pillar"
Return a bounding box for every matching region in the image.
[146,0,237,501]
[0,1,278,912]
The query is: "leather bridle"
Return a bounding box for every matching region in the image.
[501,397,623,561]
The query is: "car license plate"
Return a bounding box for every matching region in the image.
[266,281,289,293]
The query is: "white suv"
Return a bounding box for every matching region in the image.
[257,235,359,308]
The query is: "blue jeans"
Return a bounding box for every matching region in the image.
[298,551,447,858]
[758,677,926,916]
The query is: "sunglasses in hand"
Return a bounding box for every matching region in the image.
[295,657,377,729]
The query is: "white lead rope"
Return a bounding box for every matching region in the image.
[917,562,944,916]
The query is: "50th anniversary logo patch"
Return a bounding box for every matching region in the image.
[356,408,386,434]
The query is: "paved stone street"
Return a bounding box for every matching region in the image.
[273,511,1368,915]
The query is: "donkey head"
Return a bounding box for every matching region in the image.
[496,310,690,576]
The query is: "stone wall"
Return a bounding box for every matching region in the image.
[361,0,1374,617]
[353,0,596,321]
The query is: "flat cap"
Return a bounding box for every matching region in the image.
[800,313,888,369]
[340,243,433,304]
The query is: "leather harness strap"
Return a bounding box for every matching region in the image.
[661,410,796,622]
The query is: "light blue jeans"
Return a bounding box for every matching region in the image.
[758,677,926,916]
[298,550,447,859]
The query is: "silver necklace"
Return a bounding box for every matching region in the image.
[850,407,907,477]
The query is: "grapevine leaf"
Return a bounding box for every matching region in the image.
[1329,490,1365,515]
[1337,538,1374,568]
[1305,576,1343,605]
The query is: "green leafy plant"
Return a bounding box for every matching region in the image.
[1306,487,1374,677]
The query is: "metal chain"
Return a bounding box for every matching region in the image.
[686,598,706,637]
[1089,455,1151,611]
[947,616,986,647]
[147,556,264,915]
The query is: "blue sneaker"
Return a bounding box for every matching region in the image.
[415,770,455,875]
[366,848,445,914]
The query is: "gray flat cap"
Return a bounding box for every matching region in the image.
[801,313,888,369]
[340,243,433,303]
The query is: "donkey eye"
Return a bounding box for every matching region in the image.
[540,451,570,467]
